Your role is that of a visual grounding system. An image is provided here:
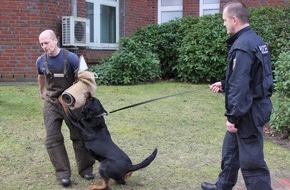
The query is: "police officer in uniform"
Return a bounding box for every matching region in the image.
[36,29,95,187]
[201,1,273,190]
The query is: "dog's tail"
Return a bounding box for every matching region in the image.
[128,148,157,172]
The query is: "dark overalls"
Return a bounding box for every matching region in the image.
[42,49,95,181]
[217,27,273,190]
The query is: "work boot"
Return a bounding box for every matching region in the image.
[59,177,71,187]
[81,173,95,180]
[201,182,218,190]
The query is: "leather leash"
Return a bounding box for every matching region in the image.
[105,91,192,116]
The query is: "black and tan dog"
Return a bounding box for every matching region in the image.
[60,92,157,190]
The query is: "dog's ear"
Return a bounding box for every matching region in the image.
[82,93,94,120]
[93,98,108,115]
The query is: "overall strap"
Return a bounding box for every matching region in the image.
[63,49,69,77]
[42,49,68,76]
[42,53,52,75]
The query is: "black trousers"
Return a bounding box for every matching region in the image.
[216,108,272,190]
[43,99,95,180]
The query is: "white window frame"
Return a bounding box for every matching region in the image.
[158,0,183,24]
[199,0,220,16]
[86,0,119,50]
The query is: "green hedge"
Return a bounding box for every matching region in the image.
[175,14,227,83]
[91,5,289,85]
[93,37,161,85]
[249,6,289,63]
[132,20,186,79]
[270,51,290,134]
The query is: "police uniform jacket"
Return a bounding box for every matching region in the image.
[221,26,273,126]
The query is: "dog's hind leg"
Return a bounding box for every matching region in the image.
[89,162,111,190]
[114,172,132,184]
[125,172,132,180]
[89,178,110,190]
[114,178,126,185]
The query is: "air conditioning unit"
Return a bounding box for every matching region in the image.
[62,16,90,47]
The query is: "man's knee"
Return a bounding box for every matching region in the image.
[46,133,64,149]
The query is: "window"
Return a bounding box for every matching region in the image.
[158,0,183,24]
[199,0,220,16]
[86,0,119,49]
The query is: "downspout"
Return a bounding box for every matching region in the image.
[72,0,77,16]
[123,0,126,37]
[70,0,79,53]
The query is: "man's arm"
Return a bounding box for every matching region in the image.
[225,50,253,124]
[38,74,46,99]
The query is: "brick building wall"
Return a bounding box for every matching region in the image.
[0,0,288,82]
[124,0,157,36]
[0,0,80,82]
[183,0,200,17]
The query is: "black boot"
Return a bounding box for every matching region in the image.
[201,182,218,190]
[81,173,95,180]
[59,177,71,187]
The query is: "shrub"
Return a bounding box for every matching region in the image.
[92,37,161,85]
[175,14,227,83]
[91,5,288,85]
[270,51,290,135]
[91,20,183,85]
[249,6,289,62]
[131,20,185,79]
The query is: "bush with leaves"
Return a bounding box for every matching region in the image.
[175,6,289,83]
[91,20,184,84]
[91,5,288,85]
[270,51,290,136]
[92,37,161,85]
[249,6,289,63]
[131,20,185,78]
[175,14,227,83]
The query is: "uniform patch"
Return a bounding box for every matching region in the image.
[259,45,268,54]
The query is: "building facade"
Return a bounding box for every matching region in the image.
[0,0,288,82]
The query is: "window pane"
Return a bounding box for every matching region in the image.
[100,5,116,43]
[203,9,219,15]
[86,2,94,43]
[161,0,182,6]
[161,11,182,23]
[203,0,219,4]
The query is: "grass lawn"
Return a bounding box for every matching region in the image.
[0,82,289,190]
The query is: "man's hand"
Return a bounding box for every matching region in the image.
[226,120,237,133]
[210,82,222,93]
[40,92,46,100]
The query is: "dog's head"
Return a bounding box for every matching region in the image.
[81,91,108,121]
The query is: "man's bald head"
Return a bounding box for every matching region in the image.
[39,29,57,41]
[39,29,60,56]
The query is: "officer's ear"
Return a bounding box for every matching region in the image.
[232,16,239,26]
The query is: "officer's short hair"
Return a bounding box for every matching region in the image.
[224,0,249,24]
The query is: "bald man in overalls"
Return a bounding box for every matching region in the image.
[36,29,95,187]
